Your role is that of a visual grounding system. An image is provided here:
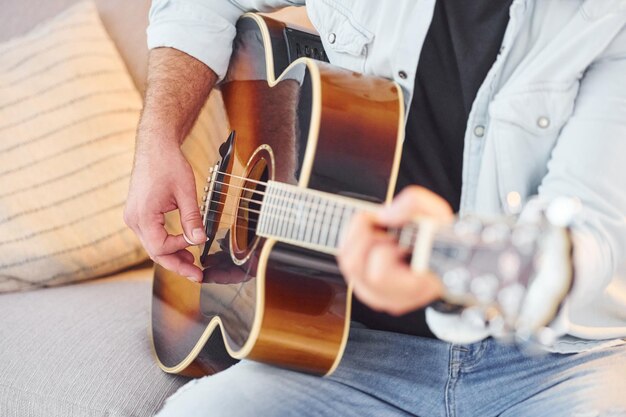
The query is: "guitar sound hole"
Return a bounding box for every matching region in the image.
[231,149,272,264]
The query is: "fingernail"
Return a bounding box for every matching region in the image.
[187,276,198,283]
[192,228,205,242]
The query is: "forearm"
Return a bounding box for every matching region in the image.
[138,47,217,150]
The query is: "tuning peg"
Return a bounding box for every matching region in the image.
[546,196,581,227]
[442,268,470,296]
[481,223,511,244]
[460,307,488,330]
[470,273,499,303]
[511,226,538,255]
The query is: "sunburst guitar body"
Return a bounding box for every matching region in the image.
[151,13,403,377]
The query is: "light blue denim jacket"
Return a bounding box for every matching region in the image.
[147,0,626,352]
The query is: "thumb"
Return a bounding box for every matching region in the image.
[176,186,206,245]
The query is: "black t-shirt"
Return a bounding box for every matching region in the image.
[351,0,512,337]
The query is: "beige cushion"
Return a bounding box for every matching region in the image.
[0,1,147,292]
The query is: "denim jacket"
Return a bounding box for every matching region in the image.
[147,0,626,351]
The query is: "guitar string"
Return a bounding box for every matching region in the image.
[203,172,419,248]
[201,176,423,245]
[208,180,376,220]
[200,193,418,248]
[207,188,353,235]
[199,168,436,247]
[209,174,382,219]
[206,171,448,246]
[209,170,267,186]
[199,206,414,250]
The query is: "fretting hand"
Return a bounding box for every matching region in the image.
[337,186,454,315]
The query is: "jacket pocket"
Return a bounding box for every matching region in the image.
[306,0,374,72]
[487,84,579,206]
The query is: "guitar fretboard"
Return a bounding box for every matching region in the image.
[256,181,377,254]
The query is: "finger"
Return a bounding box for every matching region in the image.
[337,212,390,284]
[378,186,454,226]
[357,243,444,315]
[363,242,406,288]
[155,249,203,282]
[138,212,189,257]
[177,248,196,264]
[176,181,206,245]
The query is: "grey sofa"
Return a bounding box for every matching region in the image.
[0,2,310,416]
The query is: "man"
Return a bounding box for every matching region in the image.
[124,1,626,415]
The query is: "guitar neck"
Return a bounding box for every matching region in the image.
[256,180,431,257]
[256,181,379,255]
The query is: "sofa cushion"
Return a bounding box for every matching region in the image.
[0,267,189,417]
[0,1,148,293]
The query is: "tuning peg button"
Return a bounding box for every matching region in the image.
[481,223,510,244]
[498,251,521,282]
[461,307,487,329]
[442,268,470,296]
[497,283,525,318]
[470,274,499,303]
[511,227,538,254]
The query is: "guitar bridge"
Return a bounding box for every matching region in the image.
[201,163,220,226]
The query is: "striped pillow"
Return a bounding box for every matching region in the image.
[0,1,147,292]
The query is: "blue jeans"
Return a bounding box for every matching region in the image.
[156,325,626,417]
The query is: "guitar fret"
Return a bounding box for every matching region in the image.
[328,202,341,249]
[313,196,325,246]
[280,190,294,238]
[334,204,349,249]
[309,194,318,245]
[304,195,316,244]
[269,186,279,237]
[319,199,331,249]
[289,188,298,239]
[277,187,288,239]
[297,194,309,243]
[258,187,269,236]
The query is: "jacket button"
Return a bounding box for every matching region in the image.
[398,70,408,79]
[474,125,485,137]
[537,117,550,129]
[328,33,336,44]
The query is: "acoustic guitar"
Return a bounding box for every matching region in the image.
[150,13,574,378]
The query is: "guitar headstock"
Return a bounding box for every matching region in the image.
[413,198,577,344]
